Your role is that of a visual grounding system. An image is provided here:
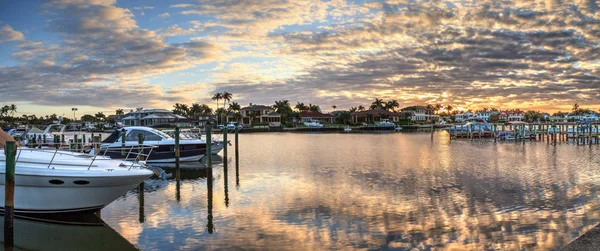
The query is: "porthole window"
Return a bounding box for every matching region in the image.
[73,180,90,185]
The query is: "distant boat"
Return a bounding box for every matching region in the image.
[304,120,324,128]
[344,125,352,132]
[374,119,396,127]
[99,126,207,163]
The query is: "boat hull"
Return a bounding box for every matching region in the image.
[0,172,150,213]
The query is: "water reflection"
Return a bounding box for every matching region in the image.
[101,132,600,250]
[1,215,136,250]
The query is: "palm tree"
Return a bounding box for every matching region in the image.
[572,103,580,114]
[332,105,337,110]
[445,105,453,113]
[358,105,365,111]
[434,104,443,114]
[115,109,124,116]
[229,102,241,112]
[385,100,400,112]
[295,102,308,111]
[9,104,17,116]
[308,104,320,112]
[212,93,223,124]
[221,92,233,123]
[370,98,385,110]
[94,112,106,121]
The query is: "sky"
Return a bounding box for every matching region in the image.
[0,0,599,117]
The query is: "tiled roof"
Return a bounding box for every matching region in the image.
[300,111,333,118]
[241,105,273,110]
[351,109,397,117]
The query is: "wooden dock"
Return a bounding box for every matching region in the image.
[449,122,600,144]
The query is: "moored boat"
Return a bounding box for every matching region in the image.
[0,147,153,214]
[99,126,207,163]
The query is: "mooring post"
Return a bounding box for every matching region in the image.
[138,134,145,161]
[121,128,126,157]
[175,126,181,183]
[74,134,79,152]
[61,134,65,144]
[4,141,16,249]
[93,136,100,153]
[223,125,228,164]
[82,134,86,149]
[37,135,42,148]
[43,134,46,145]
[206,124,212,168]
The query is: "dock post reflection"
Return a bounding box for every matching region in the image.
[207,167,214,234]
[224,158,229,207]
[235,125,239,187]
[138,182,145,223]
[4,141,16,250]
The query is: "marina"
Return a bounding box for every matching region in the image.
[3,131,600,249]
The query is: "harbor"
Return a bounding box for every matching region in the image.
[3,131,600,249]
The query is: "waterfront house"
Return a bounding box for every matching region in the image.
[400,106,438,122]
[567,113,599,122]
[475,111,499,121]
[198,115,217,128]
[455,112,473,122]
[549,115,567,123]
[232,104,281,127]
[120,109,193,127]
[300,111,334,124]
[498,110,525,122]
[350,109,398,124]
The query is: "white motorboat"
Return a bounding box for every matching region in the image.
[0,148,153,213]
[304,120,324,128]
[343,126,352,132]
[374,119,396,127]
[7,127,54,145]
[99,126,207,163]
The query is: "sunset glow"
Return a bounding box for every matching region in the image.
[1,0,599,116]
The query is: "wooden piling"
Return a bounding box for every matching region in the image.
[223,125,228,164]
[74,134,79,152]
[93,136,100,153]
[138,134,145,161]
[175,127,181,183]
[61,134,65,144]
[4,141,16,248]
[82,134,86,149]
[206,124,212,168]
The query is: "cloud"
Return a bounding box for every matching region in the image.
[158,13,170,18]
[169,4,195,8]
[0,0,224,109]
[0,25,25,42]
[133,5,154,10]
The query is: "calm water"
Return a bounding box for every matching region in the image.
[8,132,600,250]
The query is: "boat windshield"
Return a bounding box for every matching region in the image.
[47,124,64,133]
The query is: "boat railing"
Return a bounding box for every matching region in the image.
[11,144,157,171]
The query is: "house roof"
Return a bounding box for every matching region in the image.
[351,109,397,117]
[241,105,273,111]
[265,112,281,116]
[401,106,428,111]
[300,111,333,118]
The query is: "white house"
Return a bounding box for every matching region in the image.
[567,113,599,121]
[120,109,192,127]
[474,111,499,121]
[400,106,437,121]
[455,112,473,122]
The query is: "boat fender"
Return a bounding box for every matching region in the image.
[150,167,171,180]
